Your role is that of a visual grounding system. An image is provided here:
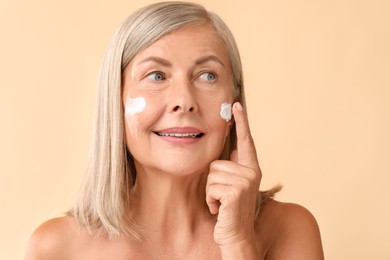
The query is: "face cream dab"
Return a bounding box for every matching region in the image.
[220,102,232,122]
[125,97,147,116]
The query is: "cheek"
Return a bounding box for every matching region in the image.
[200,89,233,122]
[201,99,232,137]
[124,111,154,157]
[125,97,146,116]
[220,102,232,122]
[124,97,147,136]
[124,96,162,144]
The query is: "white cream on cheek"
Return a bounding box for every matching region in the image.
[220,102,232,122]
[125,97,147,116]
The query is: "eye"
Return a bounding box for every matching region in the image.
[199,72,217,81]
[147,72,165,81]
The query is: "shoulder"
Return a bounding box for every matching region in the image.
[256,200,324,260]
[24,216,81,260]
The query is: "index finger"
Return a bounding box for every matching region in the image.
[232,102,259,167]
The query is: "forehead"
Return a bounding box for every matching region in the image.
[133,23,230,63]
[158,23,225,45]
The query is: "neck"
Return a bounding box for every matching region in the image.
[131,166,215,245]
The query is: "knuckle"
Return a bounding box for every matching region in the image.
[209,160,222,169]
[239,178,251,190]
[226,187,240,200]
[243,132,255,146]
[245,167,258,180]
[209,161,217,168]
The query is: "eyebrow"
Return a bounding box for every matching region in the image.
[136,55,226,68]
[195,55,225,68]
[137,56,172,67]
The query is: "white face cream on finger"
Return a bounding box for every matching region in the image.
[125,97,147,116]
[220,102,232,122]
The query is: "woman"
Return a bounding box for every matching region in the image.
[25,2,324,259]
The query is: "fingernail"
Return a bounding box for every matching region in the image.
[235,102,243,111]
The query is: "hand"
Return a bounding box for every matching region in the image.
[206,102,262,249]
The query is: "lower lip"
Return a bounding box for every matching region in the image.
[156,134,203,145]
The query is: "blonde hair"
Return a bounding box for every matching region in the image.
[71,1,279,238]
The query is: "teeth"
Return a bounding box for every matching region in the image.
[156,132,203,138]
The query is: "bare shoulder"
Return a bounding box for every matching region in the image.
[24,216,81,260]
[256,200,324,260]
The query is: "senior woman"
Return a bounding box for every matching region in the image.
[25,2,323,259]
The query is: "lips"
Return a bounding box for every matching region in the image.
[154,127,205,139]
[155,132,203,138]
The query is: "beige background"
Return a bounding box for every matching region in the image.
[1,0,389,259]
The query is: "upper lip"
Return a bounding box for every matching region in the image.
[154,127,205,137]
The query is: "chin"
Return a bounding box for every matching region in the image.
[134,156,212,177]
[158,161,210,177]
[133,147,223,177]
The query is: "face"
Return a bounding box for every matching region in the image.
[122,23,234,176]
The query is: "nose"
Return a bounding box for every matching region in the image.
[169,78,198,114]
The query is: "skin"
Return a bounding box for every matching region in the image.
[25,24,324,259]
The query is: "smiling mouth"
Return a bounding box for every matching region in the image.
[154,132,204,138]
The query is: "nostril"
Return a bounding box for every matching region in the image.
[172,105,194,112]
